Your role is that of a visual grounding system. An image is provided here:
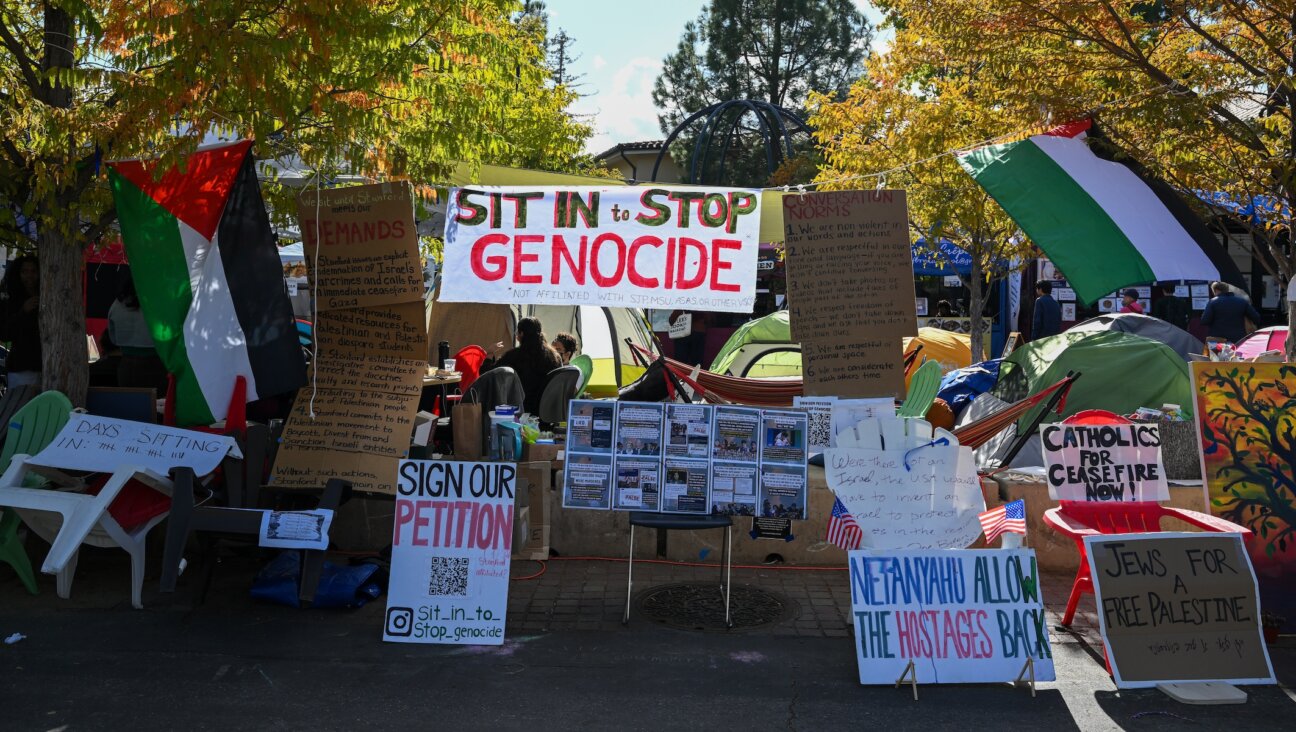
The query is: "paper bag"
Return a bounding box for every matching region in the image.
[453,400,483,460]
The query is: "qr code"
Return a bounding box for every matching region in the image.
[807,410,831,449]
[427,557,469,596]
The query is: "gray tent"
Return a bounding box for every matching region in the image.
[1068,313,1203,360]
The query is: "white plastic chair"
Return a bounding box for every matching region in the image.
[0,456,172,609]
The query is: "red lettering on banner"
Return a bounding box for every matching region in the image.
[394,500,415,546]
[470,234,510,281]
[627,236,662,287]
[591,233,627,287]
[513,234,543,284]
[709,239,741,292]
[551,235,588,285]
[675,237,707,289]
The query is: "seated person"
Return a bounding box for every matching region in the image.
[485,317,561,415]
[552,331,578,365]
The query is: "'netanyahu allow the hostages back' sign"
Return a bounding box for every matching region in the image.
[848,549,1056,685]
[439,186,761,313]
[1040,422,1169,502]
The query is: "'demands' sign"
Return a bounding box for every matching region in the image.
[439,186,761,313]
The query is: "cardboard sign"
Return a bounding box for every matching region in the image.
[439,186,762,313]
[384,460,515,645]
[824,445,986,550]
[314,302,428,361]
[298,182,423,311]
[783,190,917,399]
[275,182,426,496]
[1040,423,1168,502]
[259,509,333,550]
[279,388,418,457]
[29,414,241,478]
[848,549,1056,684]
[1086,533,1275,688]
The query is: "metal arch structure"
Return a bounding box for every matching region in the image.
[650,100,811,186]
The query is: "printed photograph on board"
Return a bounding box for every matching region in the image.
[711,462,758,516]
[761,410,808,465]
[562,454,614,510]
[712,406,761,461]
[665,404,713,459]
[760,464,808,520]
[612,457,661,511]
[615,402,664,457]
[662,457,710,514]
[567,400,616,454]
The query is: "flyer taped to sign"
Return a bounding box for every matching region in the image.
[439,186,762,313]
[1039,422,1169,502]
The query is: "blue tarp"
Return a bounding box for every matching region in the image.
[938,359,1003,417]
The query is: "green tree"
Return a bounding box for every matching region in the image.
[652,0,870,185]
[810,8,1041,360]
[887,0,1296,359]
[0,0,590,404]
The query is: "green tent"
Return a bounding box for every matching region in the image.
[994,330,1194,426]
[709,311,801,377]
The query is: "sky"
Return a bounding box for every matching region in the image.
[543,1,885,155]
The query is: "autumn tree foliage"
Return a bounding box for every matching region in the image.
[0,0,590,402]
[869,0,1296,358]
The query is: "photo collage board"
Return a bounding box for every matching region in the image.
[562,400,810,519]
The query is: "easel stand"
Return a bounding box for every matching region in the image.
[1014,658,1037,697]
[895,660,918,700]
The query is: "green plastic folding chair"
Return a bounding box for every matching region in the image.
[897,360,942,419]
[570,354,594,397]
[0,390,74,594]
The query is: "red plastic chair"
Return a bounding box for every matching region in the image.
[1042,410,1251,627]
[437,345,488,416]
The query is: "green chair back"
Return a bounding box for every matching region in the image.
[898,360,943,419]
[570,354,594,396]
[0,390,74,473]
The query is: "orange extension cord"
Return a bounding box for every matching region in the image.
[509,555,849,582]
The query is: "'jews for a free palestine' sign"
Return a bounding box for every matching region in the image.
[438,186,762,313]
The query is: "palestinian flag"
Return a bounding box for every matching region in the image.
[108,140,305,426]
[958,120,1243,304]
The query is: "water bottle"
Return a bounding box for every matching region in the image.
[438,340,450,364]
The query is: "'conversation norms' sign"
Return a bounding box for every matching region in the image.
[439,186,761,313]
[1085,533,1275,688]
[848,549,1056,685]
[383,460,515,645]
[1039,422,1168,502]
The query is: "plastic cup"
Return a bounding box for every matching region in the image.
[443,359,456,372]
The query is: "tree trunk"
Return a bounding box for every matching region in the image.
[1288,297,1296,362]
[968,255,985,363]
[39,230,89,405]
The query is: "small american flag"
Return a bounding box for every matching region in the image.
[979,499,1027,544]
[826,497,863,551]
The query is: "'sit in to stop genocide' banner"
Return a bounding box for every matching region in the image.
[439,186,762,313]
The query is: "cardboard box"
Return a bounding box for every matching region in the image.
[515,461,551,560]
[512,506,531,556]
[522,442,563,464]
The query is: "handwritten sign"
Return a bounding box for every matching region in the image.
[29,414,241,478]
[439,186,762,313]
[298,182,423,311]
[278,389,418,457]
[825,445,986,549]
[1086,533,1276,688]
[384,460,515,645]
[849,549,1056,684]
[274,182,427,495]
[1040,423,1168,502]
[783,190,917,399]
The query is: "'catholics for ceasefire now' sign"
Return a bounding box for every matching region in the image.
[1039,423,1169,502]
[438,186,762,313]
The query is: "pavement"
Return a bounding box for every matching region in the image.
[1,542,1294,731]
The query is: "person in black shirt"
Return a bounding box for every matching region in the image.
[1151,283,1190,331]
[487,317,561,415]
[2,256,41,388]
